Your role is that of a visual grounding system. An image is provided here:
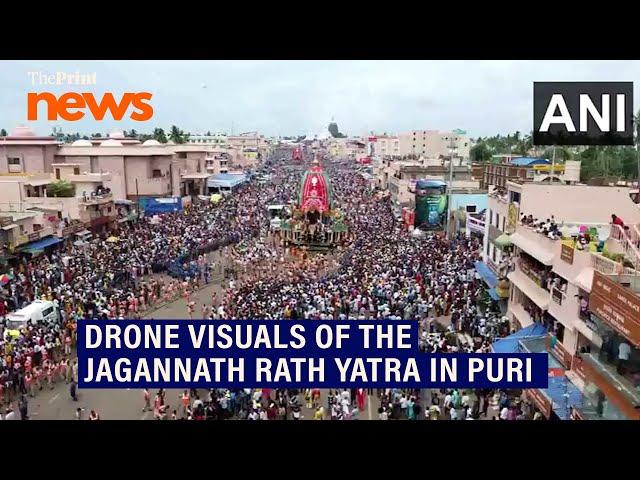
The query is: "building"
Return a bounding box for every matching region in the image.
[481,157,582,189]
[397,130,470,161]
[0,163,116,240]
[0,125,60,174]
[481,180,640,419]
[186,133,228,147]
[55,139,176,201]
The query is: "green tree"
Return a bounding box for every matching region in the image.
[169,125,188,144]
[470,142,491,162]
[153,128,168,143]
[47,180,75,198]
[127,129,138,138]
[0,128,6,136]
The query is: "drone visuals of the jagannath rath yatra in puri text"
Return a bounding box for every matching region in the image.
[0,113,638,421]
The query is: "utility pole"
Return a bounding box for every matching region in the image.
[446,137,457,239]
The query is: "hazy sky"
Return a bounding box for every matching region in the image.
[1,60,639,138]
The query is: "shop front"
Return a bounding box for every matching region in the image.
[570,271,640,420]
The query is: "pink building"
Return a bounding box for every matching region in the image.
[481,180,640,419]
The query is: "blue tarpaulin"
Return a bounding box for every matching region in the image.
[139,197,183,215]
[547,374,584,420]
[491,323,548,353]
[474,261,498,289]
[19,236,63,253]
[488,288,501,301]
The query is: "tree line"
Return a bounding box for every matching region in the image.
[0,126,192,144]
[470,128,640,182]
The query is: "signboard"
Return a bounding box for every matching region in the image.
[506,203,519,234]
[560,243,575,264]
[590,271,640,347]
[526,389,552,418]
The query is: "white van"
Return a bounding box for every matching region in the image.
[6,300,59,328]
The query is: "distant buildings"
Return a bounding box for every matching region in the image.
[0,125,270,253]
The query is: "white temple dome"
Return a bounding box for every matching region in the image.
[71,139,93,147]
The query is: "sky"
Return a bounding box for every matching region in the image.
[1,60,639,138]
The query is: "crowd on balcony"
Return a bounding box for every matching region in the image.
[521,213,562,240]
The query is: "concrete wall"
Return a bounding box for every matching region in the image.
[519,184,640,225]
[1,145,53,173]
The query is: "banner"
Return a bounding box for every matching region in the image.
[78,319,548,389]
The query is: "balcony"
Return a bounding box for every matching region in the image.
[134,177,172,196]
[508,300,534,329]
[79,192,113,205]
[30,226,54,240]
[466,215,485,235]
[66,172,112,183]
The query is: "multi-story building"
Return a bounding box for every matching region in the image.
[482,180,640,419]
[0,125,60,174]
[397,130,470,161]
[480,157,581,189]
[186,133,228,147]
[382,159,477,217]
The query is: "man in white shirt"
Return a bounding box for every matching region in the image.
[618,341,632,375]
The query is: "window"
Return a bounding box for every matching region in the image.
[152,169,162,178]
[55,169,61,180]
[488,209,493,225]
[495,213,500,228]
[510,191,521,204]
[502,217,506,231]
[7,157,21,165]
[178,152,187,159]
[74,167,80,175]
[465,205,477,213]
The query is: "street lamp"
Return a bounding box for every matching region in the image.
[446,137,458,239]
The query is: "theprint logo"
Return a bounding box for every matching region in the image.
[27,92,154,121]
[533,82,633,146]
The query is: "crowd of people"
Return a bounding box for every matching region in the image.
[0,148,538,420]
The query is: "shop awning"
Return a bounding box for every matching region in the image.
[182,173,211,180]
[510,232,554,265]
[491,323,548,353]
[493,233,512,248]
[25,179,53,187]
[75,230,92,237]
[19,235,64,253]
[474,261,498,289]
[508,269,550,310]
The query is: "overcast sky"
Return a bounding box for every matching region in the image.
[1,60,639,138]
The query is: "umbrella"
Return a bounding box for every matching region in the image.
[210,194,222,204]
[106,236,119,243]
[0,273,11,285]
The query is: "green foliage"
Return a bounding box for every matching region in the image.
[168,125,188,144]
[0,128,6,136]
[47,180,75,198]
[152,128,168,143]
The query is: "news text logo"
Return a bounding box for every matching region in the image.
[533,81,633,146]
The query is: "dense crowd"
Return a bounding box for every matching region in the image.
[1,150,536,419]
